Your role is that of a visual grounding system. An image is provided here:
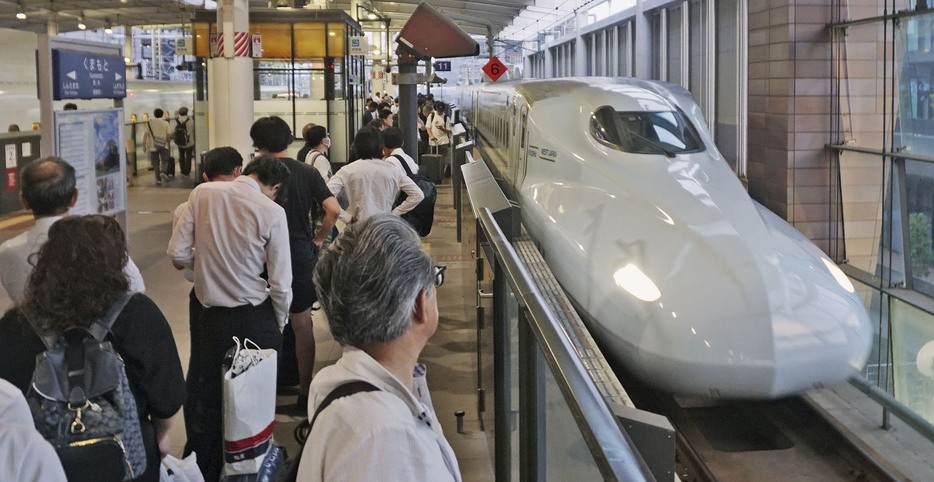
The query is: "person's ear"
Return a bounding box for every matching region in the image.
[412,288,429,325]
[18,192,29,211]
[69,189,78,208]
[202,172,210,183]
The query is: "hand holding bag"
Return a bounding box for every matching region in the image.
[222,337,277,477]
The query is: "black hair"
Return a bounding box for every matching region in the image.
[433,102,446,113]
[63,103,77,111]
[20,157,76,216]
[242,154,290,189]
[305,125,328,148]
[202,147,243,180]
[250,116,293,153]
[382,127,404,149]
[154,108,164,118]
[178,106,189,116]
[378,108,393,120]
[353,126,384,159]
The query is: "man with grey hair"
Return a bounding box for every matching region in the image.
[297,214,461,481]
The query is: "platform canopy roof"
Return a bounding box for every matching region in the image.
[0,0,534,38]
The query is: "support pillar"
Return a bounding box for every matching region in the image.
[208,0,254,160]
[397,58,418,161]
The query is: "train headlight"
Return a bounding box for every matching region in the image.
[821,258,855,293]
[613,264,661,302]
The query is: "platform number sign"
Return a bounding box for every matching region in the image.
[483,57,507,82]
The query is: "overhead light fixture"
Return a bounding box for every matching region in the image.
[78,20,87,30]
[328,31,335,36]
[104,23,113,34]
[16,11,26,20]
[368,13,376,19]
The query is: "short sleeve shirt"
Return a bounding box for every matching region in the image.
[280,157,334,241]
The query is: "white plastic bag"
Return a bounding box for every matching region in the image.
[159,453,204,482]
[222,337,277,477]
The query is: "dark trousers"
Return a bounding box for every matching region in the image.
[178,146,194,176]
[150,147,169,179]
[183,298,282,482]
[183,288,204,455]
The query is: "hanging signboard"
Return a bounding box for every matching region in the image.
[51,49,126,100]
[175,37,194,56]
[349,36,367,56]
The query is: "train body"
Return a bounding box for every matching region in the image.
[454,77,872,399]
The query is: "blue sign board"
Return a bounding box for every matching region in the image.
[433,60,452,72]
[51,49,126,100]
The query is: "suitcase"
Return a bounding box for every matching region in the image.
[420,153,444,184]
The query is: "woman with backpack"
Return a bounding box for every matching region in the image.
[0,215,186,482]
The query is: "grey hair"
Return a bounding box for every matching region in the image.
[314,214,435,347]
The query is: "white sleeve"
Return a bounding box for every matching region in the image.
[124,257,146,293]
[167,193,197,269]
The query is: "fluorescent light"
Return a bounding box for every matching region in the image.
[368,13,377,19]
[16,12,26,20]
[613,264,661,302]
[78,21,87,30]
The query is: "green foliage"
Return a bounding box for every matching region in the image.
[909,212,934,277]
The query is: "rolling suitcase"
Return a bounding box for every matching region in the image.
[420,153,443,184]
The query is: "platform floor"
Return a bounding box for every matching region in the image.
[0,167,495,481]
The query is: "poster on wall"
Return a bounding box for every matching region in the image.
[53,108,126,216]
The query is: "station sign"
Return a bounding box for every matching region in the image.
[51,49,126,100]
[433,60,451,72]
[175,37,193,56]
[483,56,507,82]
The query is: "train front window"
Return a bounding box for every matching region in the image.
[590,106,704,156]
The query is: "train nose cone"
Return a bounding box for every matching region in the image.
[632,221,872,399]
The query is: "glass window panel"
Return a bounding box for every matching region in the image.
[895,14,934,154]
[253,23,292,58]
[905,160,934,297]
[689,0,708,113]
[667,5,683,86]
[836,150,894,277]
[327,25,346,57]
[294,22,327,58]
[890,298,934,425]
[541,343,603,480]
[715,0,740,172]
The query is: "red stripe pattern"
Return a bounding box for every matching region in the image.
[234,32,250,57]
[224,422,274,452]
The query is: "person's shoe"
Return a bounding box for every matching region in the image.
[155,181,162,187]
[160,173,170,183]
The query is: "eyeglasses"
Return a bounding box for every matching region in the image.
[434,265,447,287]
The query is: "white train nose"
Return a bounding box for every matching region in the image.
[629,239,872,399]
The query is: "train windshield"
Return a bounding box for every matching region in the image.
[590,106,704,156]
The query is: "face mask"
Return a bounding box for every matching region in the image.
[323,137,331,148]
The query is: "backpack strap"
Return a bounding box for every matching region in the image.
[88,292,134,342]
[21,307,58,350]
[284,381,379,481]
[391,154,414,177]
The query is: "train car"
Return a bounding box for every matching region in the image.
[455,78,872,399]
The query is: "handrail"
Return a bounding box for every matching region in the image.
[849,375,934,443]
[826,143,934,165]
[476,207,655,481]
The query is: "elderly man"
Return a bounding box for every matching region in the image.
[297,214,461,481]
[0,157,145,308]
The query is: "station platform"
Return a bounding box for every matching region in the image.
[0,164,494,480]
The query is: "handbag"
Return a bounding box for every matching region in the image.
[222,337,277,477]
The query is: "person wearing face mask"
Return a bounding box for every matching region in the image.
[303,125,333,180]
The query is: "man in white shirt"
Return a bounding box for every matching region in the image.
[175,106,196,177]
[428,102,453,177]
[0,157,145,309]
[167,155,292,482]
[327,126,423,224]
[299,215,461,481]
[382,127,419,174]
[143,108,172,186]
[169,147,243,466]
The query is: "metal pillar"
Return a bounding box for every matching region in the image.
[208,0,254,160]
[397,60,419,160]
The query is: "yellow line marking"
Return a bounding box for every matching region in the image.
[0,214,33,230]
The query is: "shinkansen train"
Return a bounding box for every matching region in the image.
[454,78,872,399]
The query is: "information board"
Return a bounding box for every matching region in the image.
[51,49,126,100]
[54,109,126,216]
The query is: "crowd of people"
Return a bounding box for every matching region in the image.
[0,92,461,481]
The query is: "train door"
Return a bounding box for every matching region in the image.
[516,104,530,188]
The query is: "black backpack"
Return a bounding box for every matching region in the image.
[392,154,437,237]
[173,118,190,146]
[24,292,148,482]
